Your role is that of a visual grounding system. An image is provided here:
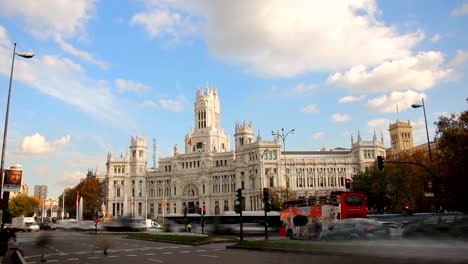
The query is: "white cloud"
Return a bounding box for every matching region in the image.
[55,36,108,70]
[131,9,192,40]
[20,133,70,154]
[368,118,389,127]
[292,83,317,94]
[0,40,134,129]
[54,134,71,145]
[339,95,366,103]
[301,104,319,113]
[159,99,184,112]
[328,52,454,93]
[142,99,158,108]
[132,0,422,77]
[20,134,53,154]
[115,78,151,94]
[431,34,441,43]
[312,132,325,140]
[449,50,468,67]
[0,0,95,38]
[331,113,351,122]
[365,90,426,113]
[451,3,468,16]
[0,26,10,46]
[56,171,85,188]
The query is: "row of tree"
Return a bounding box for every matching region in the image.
[8,174,104,221]
[352,107,468,214]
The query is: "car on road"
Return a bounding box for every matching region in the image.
[39,222,56,231]
[403,213,468,239]
[320,218,388,240]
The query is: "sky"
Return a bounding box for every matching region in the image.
[0,0,467,200]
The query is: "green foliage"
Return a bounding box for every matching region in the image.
[269,187,297,210]
[9,194,40,218]
[435,109,468,212]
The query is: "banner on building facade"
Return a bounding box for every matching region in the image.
[3,169,23,192]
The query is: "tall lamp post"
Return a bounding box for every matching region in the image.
[0,43,34,224]
[271,128,295,200]
[411,98,432,162]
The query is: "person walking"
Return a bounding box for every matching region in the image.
[187,223,192,233]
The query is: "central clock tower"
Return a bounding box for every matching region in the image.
[185,86,230,154]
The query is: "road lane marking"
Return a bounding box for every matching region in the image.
[196,250,207,252]
[88,257,99,259]
[148,259,164,263]
[66,258,79,261]
[200,254,219,258]
[126,254,137,257]
[145,253,156,255]
[179,251,191,254]
[162,252,173,255]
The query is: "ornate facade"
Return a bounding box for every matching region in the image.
[104,87,386,219]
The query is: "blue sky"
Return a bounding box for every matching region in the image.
[0,0,467,199]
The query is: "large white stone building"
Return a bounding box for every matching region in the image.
[104,87,386,219]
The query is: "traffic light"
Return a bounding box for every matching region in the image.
[235,188,243,214]
[377,156,385,171]
[424,181,433,192]
[345,179,351,189]
[263,188,271,212]
[197,208,202,215]
[202,206,206,216]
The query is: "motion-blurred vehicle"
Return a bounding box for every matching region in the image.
[403,213,468,239]
[39,222,56,231]
[380,221,403,238]
[55,219,79,230]
[11,216,39,232]
[148,223,163,231]
[102,217,146,232]
[320,218,388,240]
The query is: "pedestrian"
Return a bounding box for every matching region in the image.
[187,223,192,233]
[96,235,112,255]
[37,232,50,262]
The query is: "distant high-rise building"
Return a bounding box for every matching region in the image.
[34,185,48,201]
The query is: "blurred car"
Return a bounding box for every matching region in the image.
[103,217,147,232]
[403,214,468,239]
[39,222,56,231]
[55,219,79,230]
[148,223,163,231]
[380,221,403,238]
[320,218,388,240]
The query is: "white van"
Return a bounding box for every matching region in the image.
[11,216,40,232]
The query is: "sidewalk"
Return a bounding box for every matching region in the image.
[226,238,468,263]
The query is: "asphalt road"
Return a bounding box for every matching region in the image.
[14,230,468,264]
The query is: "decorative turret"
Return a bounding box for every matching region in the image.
[234,121,254,149]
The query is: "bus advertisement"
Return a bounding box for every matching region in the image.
[280,191,366,239]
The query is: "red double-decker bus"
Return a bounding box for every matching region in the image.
[280,191,366,239]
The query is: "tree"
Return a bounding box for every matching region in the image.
[435,108,468,212]
[9,194,40,218]
[76,177,104,220]
[268,187,297,210]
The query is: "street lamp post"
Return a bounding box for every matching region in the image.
[0,43,34,224]
[271,128,295,200]
[412,98,432,162]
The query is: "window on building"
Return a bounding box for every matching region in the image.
[138,202,142,216]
